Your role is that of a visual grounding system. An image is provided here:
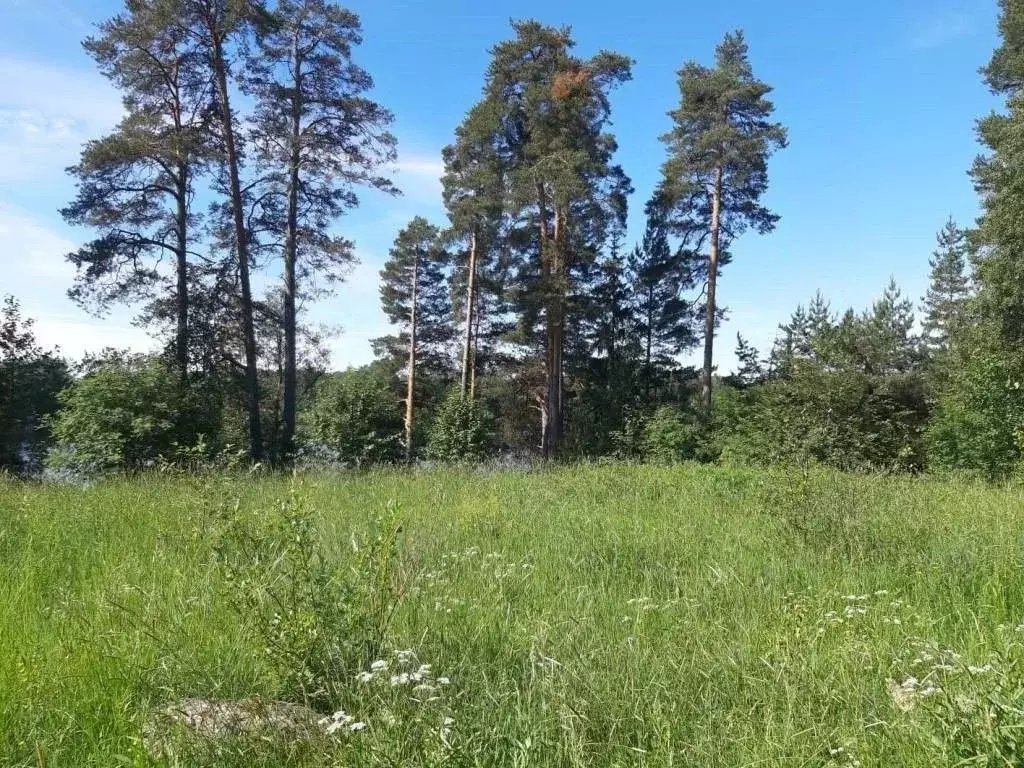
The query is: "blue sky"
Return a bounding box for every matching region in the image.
[0,0,1000,371]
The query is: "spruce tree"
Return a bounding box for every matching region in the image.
[246,0,398,457]
[732,333,764,387]
[922,218,971,355]
[627,200,700,392]
[656,31,786,411]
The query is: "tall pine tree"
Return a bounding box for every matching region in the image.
[246,0,397,457]
[479,21,632,458]
[64,0,213,376]
[656,31,786,410]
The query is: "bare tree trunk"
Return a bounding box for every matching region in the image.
[470,285,481,400]
[174,164,189,379]
[542,202,566,461]
[281,34,302,459]
[460,229,478,400]
[701,164,724,412]
[170,59,189,380]
[210,25,263,461]
[404,252,419,465]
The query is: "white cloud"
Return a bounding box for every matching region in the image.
[910,11,976,51]
[31,315,155,360]
[0,202,78,280]
[0,203,152,360]
[0,55,122,183]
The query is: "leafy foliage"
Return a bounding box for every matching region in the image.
[641,405,700,464]
[301,366,403,467]
[0,297,69,473]
[47,353,218,473]
[214,485,403,709]
[426,391,496,463]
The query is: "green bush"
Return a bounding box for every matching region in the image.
[301,366,403,467]
[214,486,403,709]
[426,392,495,463]
[714,366,928,473]
[641,405,699,464]
[0,296,69,473]
[927,334,1024,480]
[46,353,216,473]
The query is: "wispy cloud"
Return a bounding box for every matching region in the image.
[389,152,445,205]
[910,10,976,51]
[0,55,121,183]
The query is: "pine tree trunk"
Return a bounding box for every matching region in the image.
[210,25,263,462]
[460,229,478,400]
[170,57,189,381]
[701,164,724,412]
[645,286,654,399]
[281,36,302,459]
[470,286,481,400]
[174,164,189,379]
[542,203,566,461]
[405,253,419,465]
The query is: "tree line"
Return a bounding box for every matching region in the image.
[3,0,1024,479]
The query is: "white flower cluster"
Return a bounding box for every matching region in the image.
[357,649,452,699]
[318,710,368,736]
[827,744,862,768]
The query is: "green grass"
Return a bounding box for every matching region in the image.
[3,464,1024,766]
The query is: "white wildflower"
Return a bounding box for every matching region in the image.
[968,664,994,674]
[356,671,374,683]
[921,685,942,697]
[371,659,388,672]
[396,649,415,665]
[349,721,367,732]
[874,590,889,597]
[391,673,411,686]
[437,676,451,685]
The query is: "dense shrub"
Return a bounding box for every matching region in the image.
[301,366,403,467]
[0,296,69,473]
[426,392,496,463]
[640,405,699,464]
[46,354,217,473]
[714,366,929,472]
[927,331,1024,480]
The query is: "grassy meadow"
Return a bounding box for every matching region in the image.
[3,464,1024,766]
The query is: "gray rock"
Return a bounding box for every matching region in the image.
[143,697,324,759]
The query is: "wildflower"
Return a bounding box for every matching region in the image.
[437,676,451,685]
[356,671,374,683]
[829,747,845,755]
[874,590,889,597]
[921,685,942,697]
[396,649,415,665]
[968,664,993,674]
[349,721,367,732]
[320,710,354,736]
[391,673,411,686]
[371,659,388,672]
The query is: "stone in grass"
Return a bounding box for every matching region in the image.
[143,697,325,759]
